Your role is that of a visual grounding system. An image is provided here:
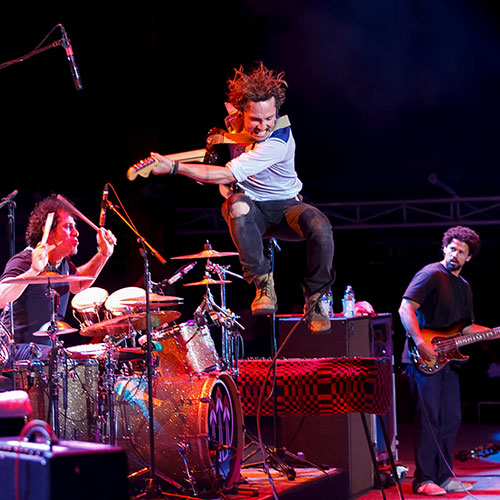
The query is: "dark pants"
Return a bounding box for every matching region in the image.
[406,363,461,489]
[221,194,334,296]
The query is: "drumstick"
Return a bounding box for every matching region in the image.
[40,212,54,245]
[56,194,99,232]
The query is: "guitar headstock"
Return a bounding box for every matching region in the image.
[127,156,159,181]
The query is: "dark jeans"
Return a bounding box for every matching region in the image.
[406,363,461,488]
[221,193,334,296]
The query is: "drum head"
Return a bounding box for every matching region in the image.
[105,287,145,315]
[71,287,109,310]
[66,343,107,359]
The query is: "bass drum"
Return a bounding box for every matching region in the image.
[114,372,243,495]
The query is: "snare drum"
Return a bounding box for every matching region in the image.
[140,320,220,377]
[71,287,109,328]
[66,343,108,360]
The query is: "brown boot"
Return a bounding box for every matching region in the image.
[251,273,277,315]
[304,292,331,333]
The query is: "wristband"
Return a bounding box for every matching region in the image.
[170,160,179,175]
[98,249,112,258]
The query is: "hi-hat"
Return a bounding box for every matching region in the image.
[183,277,232,287]
[32,321,78,337]
[80,310,181,337]
[171,249,238,260]
[2,272,95,285]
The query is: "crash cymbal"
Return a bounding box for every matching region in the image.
[183,277,232,287]
[79,310,181,337]
[32,321,78,337]
[2,272,95,285]
[171,249,238,260]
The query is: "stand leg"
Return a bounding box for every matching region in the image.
[360,413,388,500]
[378,415,405,500]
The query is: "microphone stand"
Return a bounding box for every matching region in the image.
[105,201,169,499]
[0,190,18,388]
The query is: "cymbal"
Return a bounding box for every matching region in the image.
[2,272,95,285]
[80,310,181,337]
[32,321,78,337]
[171,249,238,260]
[119,293,183,305]
[183,277,232,287]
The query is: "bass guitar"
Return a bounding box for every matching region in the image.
[408,323,500,374]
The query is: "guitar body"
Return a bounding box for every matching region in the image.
[408,323,470,375]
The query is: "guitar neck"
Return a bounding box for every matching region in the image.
[453,327,500,348]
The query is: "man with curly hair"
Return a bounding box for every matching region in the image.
[399,226,488,496]
[151,63,334,333]
[0,194,117,360]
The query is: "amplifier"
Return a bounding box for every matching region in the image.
[0,438,129,500]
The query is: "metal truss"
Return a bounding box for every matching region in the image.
[173,196,500,235]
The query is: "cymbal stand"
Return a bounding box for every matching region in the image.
[101,340,119,445]
[204,259,244,372]
[105,197,170,498]
[45,281,63,437]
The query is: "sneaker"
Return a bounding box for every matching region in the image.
[415,482,446,496]
[440,478,473,493]
[304,292,331,334]
[251,273,277,315]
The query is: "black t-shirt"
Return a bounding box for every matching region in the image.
[401,261,474,363]
[0,248,76,345]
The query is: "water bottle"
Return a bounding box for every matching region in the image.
[321,289,334,319]
[342,285,355,318]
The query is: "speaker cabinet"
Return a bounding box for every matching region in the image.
[277,314,395,496]
[0,438,129,500]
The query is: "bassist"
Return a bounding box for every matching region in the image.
[399,226,488,496]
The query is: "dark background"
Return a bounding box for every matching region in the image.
[1,1,500,423]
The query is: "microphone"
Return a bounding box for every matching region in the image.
[0,189,18,210]
[166,261,197,285]
[99,184,109,227]
[59,24,83,91]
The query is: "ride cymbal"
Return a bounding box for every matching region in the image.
[171,249,238,260]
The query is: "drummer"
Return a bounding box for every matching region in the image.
[0,194,117,361]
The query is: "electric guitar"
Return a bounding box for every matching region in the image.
[126,115,292,183]
[408,323,500,374]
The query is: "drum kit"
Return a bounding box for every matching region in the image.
[4,241,246,497]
